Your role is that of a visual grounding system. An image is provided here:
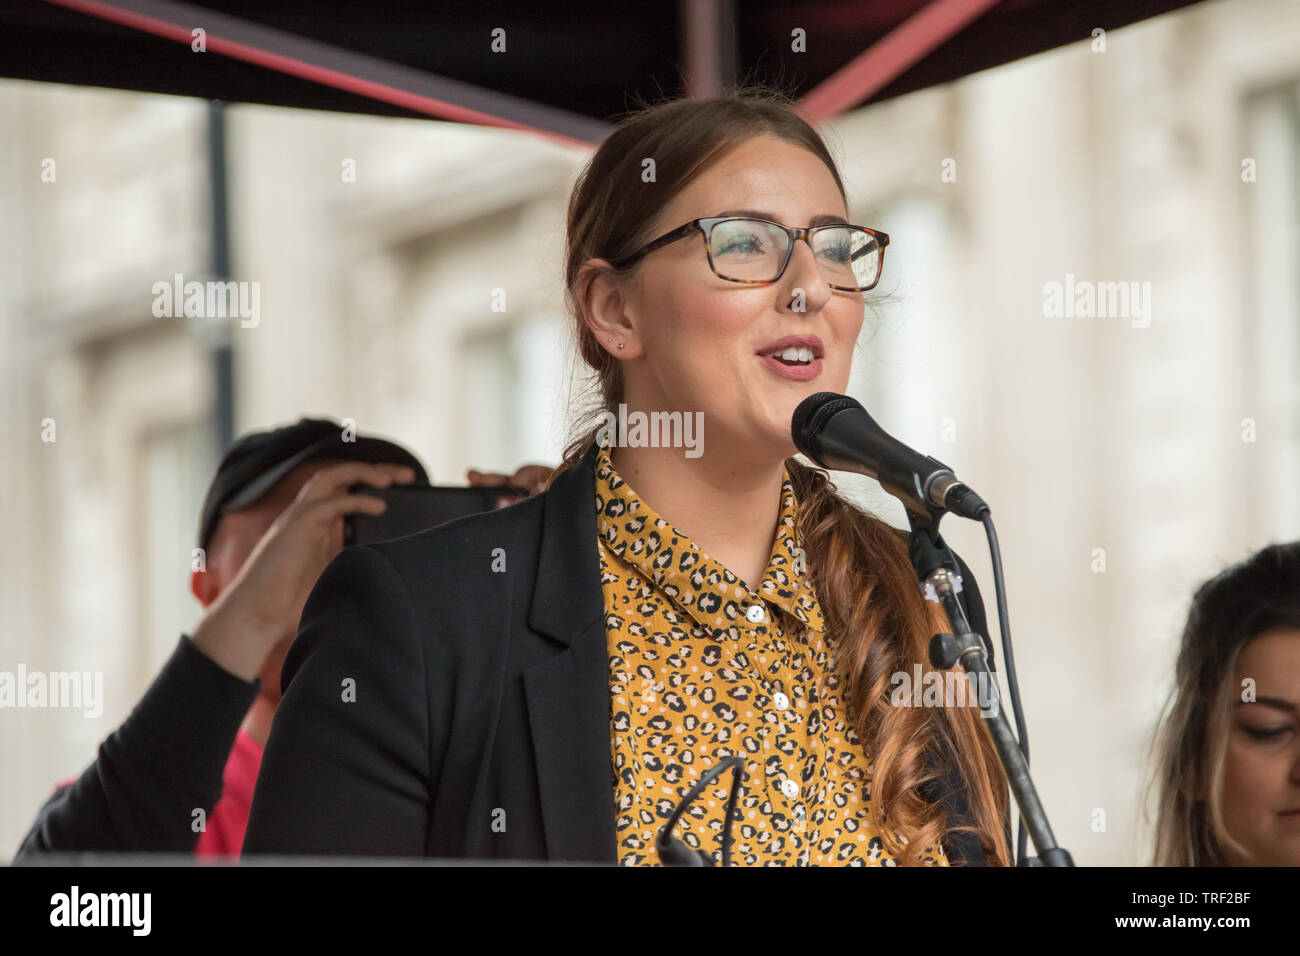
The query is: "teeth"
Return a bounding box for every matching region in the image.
[772,347,814,363]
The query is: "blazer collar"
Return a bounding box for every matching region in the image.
[527,440,605,645]
[522,439,619,862]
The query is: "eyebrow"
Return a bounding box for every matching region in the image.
[716,208,850,227]
[1235,696,1297,714]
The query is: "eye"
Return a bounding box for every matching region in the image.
[816,238,852,263]
[717,234,766,256]
[1242,725,1294,742]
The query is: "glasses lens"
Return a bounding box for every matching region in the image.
[708,219,790,282]
[812,226,881,290]
[708,220,882,289]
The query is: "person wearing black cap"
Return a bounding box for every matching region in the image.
[13,418,434,860]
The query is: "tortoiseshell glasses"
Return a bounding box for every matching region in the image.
[607,216,889,292]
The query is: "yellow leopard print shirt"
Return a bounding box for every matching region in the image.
[594,445,948,866]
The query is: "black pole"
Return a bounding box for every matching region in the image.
[207,99,234,454]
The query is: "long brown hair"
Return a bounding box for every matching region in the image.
[550,86,1010,866]
[1148,541,1300,865]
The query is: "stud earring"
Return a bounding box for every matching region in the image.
[618,342,625,350]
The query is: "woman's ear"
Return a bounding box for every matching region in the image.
[578,258,643,360]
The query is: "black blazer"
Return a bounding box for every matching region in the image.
[243,441,998,865]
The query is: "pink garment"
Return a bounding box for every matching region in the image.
[195,729,264,859]
[51,728,264,859]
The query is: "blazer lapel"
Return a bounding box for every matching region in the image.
[522,442,618,862]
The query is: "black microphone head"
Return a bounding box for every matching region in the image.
[791,391,864,465]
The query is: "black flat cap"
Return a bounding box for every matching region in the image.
[197,417,429,552]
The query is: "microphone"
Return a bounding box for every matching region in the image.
[791,392,989,520]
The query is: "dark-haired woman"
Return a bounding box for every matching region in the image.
[1150,541,1300,865]
[244,89,1011,866]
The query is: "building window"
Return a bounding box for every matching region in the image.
[143,420,215,669]
[1243,82,1300,537]
[461,312,570,473]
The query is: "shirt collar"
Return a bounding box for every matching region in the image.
[594,444,825,636]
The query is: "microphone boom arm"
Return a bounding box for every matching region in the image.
[908,512,1074,867]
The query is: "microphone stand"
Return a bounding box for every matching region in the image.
[905,505,1073,867]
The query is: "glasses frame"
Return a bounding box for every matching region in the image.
[607,216,890,292]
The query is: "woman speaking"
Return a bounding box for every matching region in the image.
[243,87,1011,866]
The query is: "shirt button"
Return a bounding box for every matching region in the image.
[773,691,790,711]
[746,604,766,623]
[780,779,799,799]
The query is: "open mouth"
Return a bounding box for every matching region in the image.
[762,346,817,366]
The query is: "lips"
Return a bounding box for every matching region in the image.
[757,335,824,361]
[757,335,824,381]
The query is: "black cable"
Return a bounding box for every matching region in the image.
[656,756,746,866]
[979,511,1030,866]
[720,758,744,868]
